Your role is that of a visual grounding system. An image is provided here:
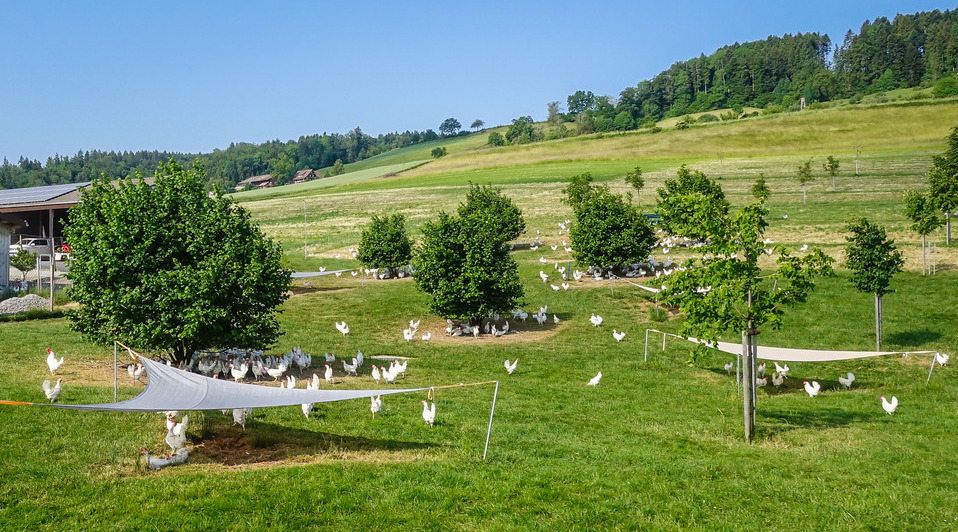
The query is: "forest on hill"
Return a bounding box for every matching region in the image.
[2,8,957,192]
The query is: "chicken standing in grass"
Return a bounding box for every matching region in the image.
[724,361,734,375]
[803,381,821,397]
[772,373,784,387]
[46,349,64,374]
[774,362,789,379]
[504,358,518,375]
[371,396,382,419]
[42,378,62,402]
[881,395,899,414]
[587,371,602,386]
[165,415,188,452]
[613,330,626,342]
[838,372,856,389]
[421,400,435,426]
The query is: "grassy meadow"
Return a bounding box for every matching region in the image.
[3,100,958,530]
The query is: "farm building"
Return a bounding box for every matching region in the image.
[234,174,276,191]
[291,169,318,184]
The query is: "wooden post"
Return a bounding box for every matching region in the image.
[921,235,927,275]
[875,293,882,351]
[742,329,754,443]
[49,254,54,311]
[303,200,307,261]
[855,146,861,176]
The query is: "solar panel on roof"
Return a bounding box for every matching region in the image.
[0,183,89,207]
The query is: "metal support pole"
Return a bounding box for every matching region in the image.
[303,200,307,261]
[483,381,500,461]
[49,255,54,311]
[926,355,938,385]
[644,329,650,362]
[662,331,667,351]
[114,342,118,401]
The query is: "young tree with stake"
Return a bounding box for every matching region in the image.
[844,218,904,350]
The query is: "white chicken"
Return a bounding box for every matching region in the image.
[371,365,381,384]
[936,352,949,366]
[324,352,336,363]
[612,330,626,342]
[539,271,549,283]
[589,314,603,327]
[838,372,856,389]
[422,332,432,342]
[382,366,397,384]
[504,358,518,375]
[230,361,249,382]
[756,377,767,387]
[772,373,784,386]
[561,282,569,290]
[421,400,436,426]
[803,381,821,397]
[165,415,188,452]
[587,371,602,386]
[370,395,382,419]
[774,362,789,378]
[403,328,416,342]
[550,284,560,291]
[342,359,358,376]
[409,319,421,330]
[128,362,145,384]
[335,321,350,336]
[232,408,247,429]
[46,348,64,374]
[394,359,408,377]
[266,363,287,381]
[881,395,899,415]
[757,362,766,378]
[724,361,734,375]
[324,364,334,384]
[42,378,62,402]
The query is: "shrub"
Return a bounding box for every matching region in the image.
[487,131,505,146]
[697,113,719,123]
[932,76,958,98]
[719,110,739,121]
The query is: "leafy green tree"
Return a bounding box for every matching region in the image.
[439,118,462,136]
[822,156,840,191]
[929,126,958,244]
[751,174,771,201]
[655,165,728,239]
[64,160,291,363]
[797,159,813,204]
[430,146,447,158]
[9,248,36,287]
[932,76,958,98]
[562,172,595,208]
[457,183,525,241]
[574,113,594,135]
[613,111,634,130]
[903,190,944,275]
[470,119,484,131]
[567,90,596,115]
[487,131,505,147]
[569,186,656,275]
[844,218,904,350]
[505,116,536,144]
[270,152,294,186]
[357,214,413,278]
[675,115,695,130]
[659,191,833,441]
[331,158,345,176]
[413,188,524,324]
[624,166,644,203]
[547,101,564,126]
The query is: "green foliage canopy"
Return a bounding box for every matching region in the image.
[903,190,944,236]
[655,165,728,239]
[356,214,413,276]
[569,186,656,273]
[439,118,462,136]
[562,172,595,208]
[929,126,958,215]
[9,248,36,279]
[64,160,291,363]
[844,218,903,297]
[413,187,524,323]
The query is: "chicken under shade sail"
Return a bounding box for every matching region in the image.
[9,356,428,412]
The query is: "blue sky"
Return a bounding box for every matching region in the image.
[0,1,952,162]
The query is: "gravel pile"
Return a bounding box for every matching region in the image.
[0,294,49,315]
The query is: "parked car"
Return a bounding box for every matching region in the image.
[8,237,53,256]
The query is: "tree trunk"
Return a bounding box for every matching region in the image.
[742,324,758,443]
[875,293,882,351]
[946,213,951,245]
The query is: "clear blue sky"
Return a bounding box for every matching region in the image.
[1,0,952,162]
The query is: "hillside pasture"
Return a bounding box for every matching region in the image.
[2,100,958,530]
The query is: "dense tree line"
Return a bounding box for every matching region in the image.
[559,9,958,133]
[1,127,441,191]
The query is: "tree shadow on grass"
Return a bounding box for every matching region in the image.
[885,330,941,348]
[757,403,873,438]
[194,420,433,466]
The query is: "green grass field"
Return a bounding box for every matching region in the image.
[2,99,958,530]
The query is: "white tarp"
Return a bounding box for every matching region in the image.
[40,356,427,412]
